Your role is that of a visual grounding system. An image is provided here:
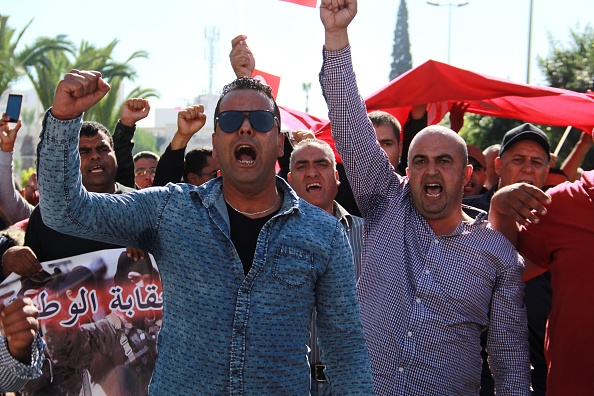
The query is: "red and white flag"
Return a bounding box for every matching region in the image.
[252,69,281,100]
[279,0,317,8]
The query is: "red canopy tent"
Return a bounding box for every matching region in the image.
[279,59,594,162]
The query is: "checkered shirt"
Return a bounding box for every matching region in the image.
[319,46,530,396]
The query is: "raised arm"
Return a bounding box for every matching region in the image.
[113,98,151,188]
[229,35,255,78]
[560,131,593,181]
[153,105,207,186]
[37,70,167,250]
[319,0,403,217]
[0,115,34,224]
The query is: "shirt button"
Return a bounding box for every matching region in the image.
[398,367,404,372]
[407,331,412,337]
[425,269,430,275]
[416,298,421,304]
[433,239,439,244]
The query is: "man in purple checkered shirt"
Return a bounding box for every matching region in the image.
[318,1,530,395]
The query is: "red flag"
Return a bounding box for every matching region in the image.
[311,60,594,163]
[279,0,317,7]
[364,59,594,134]
[252,69,281,100]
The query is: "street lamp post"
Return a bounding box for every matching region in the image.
[426,1,469,64]
[527,0,534,83]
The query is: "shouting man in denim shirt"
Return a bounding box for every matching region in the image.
[36,70,374,395]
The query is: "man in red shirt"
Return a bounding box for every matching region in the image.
[490,132,594,395]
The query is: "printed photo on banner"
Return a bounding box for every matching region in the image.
[0,248,162,396]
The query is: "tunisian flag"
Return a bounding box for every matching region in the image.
[279,0,317,7]
[252,69,281,100]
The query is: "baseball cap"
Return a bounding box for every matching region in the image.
[466,144,487,169]
[500,123,550,160]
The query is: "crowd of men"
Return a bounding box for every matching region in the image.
[0,0,592,395]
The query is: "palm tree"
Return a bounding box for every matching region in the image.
[0,15,33,95]
[19,37,159,127]
[0,16,73,96]
[21,107,35,135]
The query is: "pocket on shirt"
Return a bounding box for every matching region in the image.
[272,245,314,288]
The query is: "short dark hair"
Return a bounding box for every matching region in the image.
[80,121,113,149]
[183,147,213,182]
[133,151,160,164]
[214,77,281,129]
[368,111,401,141]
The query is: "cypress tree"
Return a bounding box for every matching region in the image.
[390,0,413,80]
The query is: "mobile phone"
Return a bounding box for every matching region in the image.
[6,94,23,123]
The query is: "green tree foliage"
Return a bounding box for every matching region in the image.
[20,107,35,135]
[538,24,594,92]
[0,16,71,96]
[537,24,594,169]
[0,15,30,95]
[132,128,159,156]
[459,114,523,149]
[389,0,413,80]
[18,37,159,127]
[462,25,594,170]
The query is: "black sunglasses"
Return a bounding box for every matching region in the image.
[215,110,278,133]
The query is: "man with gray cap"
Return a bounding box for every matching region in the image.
[464,123,550,212]
[465,123,551,395]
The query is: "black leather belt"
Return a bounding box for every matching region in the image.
[312,363,327,382]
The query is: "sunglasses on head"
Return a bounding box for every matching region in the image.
[215,110,278,133]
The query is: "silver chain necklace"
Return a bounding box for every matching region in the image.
[225,193,281,216]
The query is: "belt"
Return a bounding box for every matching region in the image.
[312,363,327,382]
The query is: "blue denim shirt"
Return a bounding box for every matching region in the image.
[37,112,374,395]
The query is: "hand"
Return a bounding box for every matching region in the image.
[292,129,316,143]
[120,98,151,127]
[448,101,469,132]
[320,0,357,51]
[126,246,146,261]
[0,297,39,363]
[51,69,111,120]
[170,105,207,150]
[23,172,38,203]
[490,183,551,227]
[0,114,22,152]
[178,105,207,137]
[2,246,43,279]
[230,35,255,78]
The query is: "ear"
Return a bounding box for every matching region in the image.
[335,169,341,186]
[211,133,218,159]
[187,172,200,186]
[494,156,502,177]
[398,142,403,163]
[406,167,410,178]
[277,132,285,157]
[287,172,292,184]
[463,164,473,185]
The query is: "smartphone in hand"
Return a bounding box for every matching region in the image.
[6,94,23,123]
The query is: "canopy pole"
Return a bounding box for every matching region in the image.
[553,125,573,157]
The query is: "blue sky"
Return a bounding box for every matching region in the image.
[4,0,593,126]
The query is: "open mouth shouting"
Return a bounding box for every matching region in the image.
[306,182,322,192]
[425,183,443,198]
[235,144,257,165]
[89,164,104,174]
